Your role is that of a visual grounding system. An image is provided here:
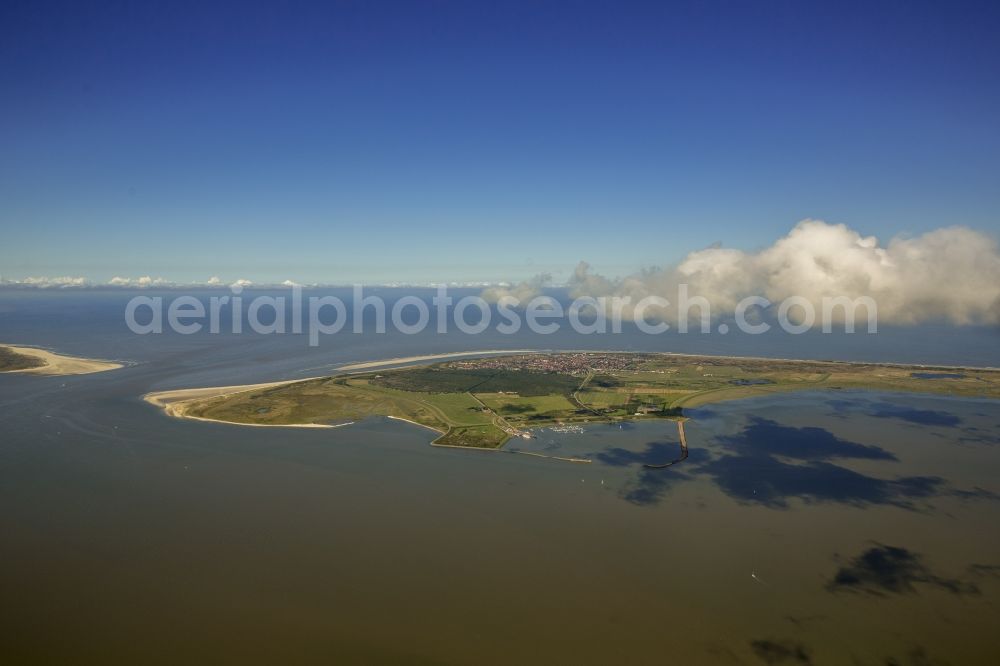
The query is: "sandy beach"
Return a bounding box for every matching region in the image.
[1,344,123,375]
[336,349,541,372]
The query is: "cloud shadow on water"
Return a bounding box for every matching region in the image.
[693,454,943,509]
[749,639,812,665]
[597,441,685,467]
[620,467,692,505]
[607,417,996,509]
[612,447,712,505]
[827,544,979,596]
[689,417,946,509]
[828,398,961,427]
[719,416,897,461]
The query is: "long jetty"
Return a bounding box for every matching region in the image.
[642,420,689,469]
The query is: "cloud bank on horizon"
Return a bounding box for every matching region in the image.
[0,275,258,289]
[4,221,999,327]
[484,220,1000,326]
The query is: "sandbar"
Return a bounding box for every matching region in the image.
[0,344,123,375]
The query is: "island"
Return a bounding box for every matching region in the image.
[0,344,123,375]
[144,351,1000,449]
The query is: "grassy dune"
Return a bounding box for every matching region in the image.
[171,352,1000,449]
[0,346,46,372]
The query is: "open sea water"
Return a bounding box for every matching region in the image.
[1,289,999,664]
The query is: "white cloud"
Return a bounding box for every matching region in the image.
[9,276,91,288]
[558,220,1000,326]
[104,275,171,288]
[481,273,552,303]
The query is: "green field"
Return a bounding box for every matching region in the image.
[477,392,578,416]
[176,352,1000,449]
[373,366,581,395]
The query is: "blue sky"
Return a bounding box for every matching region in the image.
[1,0,999,284]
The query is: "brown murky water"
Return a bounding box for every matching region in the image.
[2,292,999,664]
[2,371,998,664]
